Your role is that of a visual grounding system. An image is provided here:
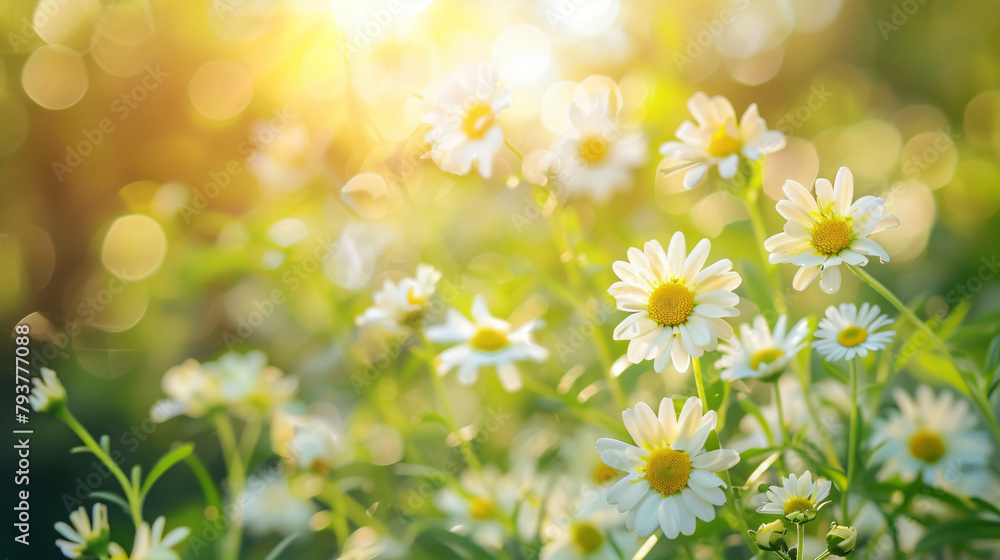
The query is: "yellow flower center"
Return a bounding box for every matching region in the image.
[592,459,619,485]
[837,326,868,348]
[706,120,742,158]
[647,282,695,327]
[571,522,605,554]
[407,288,426,307]
[641,448,691,496]
[470,327,509,352]
[462,103,495,140]
[810,218,854,256]
[750,348,786,370]
[908,429,947,463]
[469,497,495,520]
[578,135,609,163]
[783,497,815,516]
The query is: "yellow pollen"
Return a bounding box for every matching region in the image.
[578,136,609,163]
[469,497,495,520]
[462,103,495,139]
[706,120,741,158]
[592,460,619,485]
[647,283,695,327]
[407,288,426,307]
[837,326,868,348]
[470,327,509,352]
[641,448,691,496]
[571,523,605,554]
[750,348,786,370]
[908,429,947,463]
[810,218,853,256]
[783,497,815,516]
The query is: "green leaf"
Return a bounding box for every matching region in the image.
[985,334,1000,381]
[937,298,971,341]
[413,526,495,560]
[263,532,301,560]
[819,361,848,384]
[140,443,194,497]
[90,491,131,515]
[915,517,1000,551]
[183,453,222,513]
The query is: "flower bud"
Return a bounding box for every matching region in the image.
[826,522,858,555]
[749,519,789,553]
[29,368,67,414]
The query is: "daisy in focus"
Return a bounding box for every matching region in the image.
[813,303,895,361]
[108,517,189,560]
[756,470,832,523]
[356,263,442,331]
[423,62,511,178]
[55,504,110,559]
[596,397,740,539]
[659,92,786,189]
[425,295,548,392]
[870,386,992,486]
[764,166,900,294]
[608,232,742,373]
[715,315,810,382]
[550,89,648,202]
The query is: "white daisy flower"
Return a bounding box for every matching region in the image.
[108,517,189,560]
[434,466,538,550]
[55,504,110,559]
[551,90,648,202]
[756,471,832,523]
[29,367,67,413]
[812,303,895,362]
[763,166,900,294]
[715,315,810,382]
[607,232,742,373]
[596,397,741,539]
[425,295,548,392]
[242,471,319,537]
[870,386,992,486]
[356,264,442,331]
[271,408,353,471]
[157,351,298,420]
[659,92,786,189]
[539,491,637,560]
[423,62,511,178]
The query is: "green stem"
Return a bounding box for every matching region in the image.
[772,382,789,446]
[741,170,787,315]
[693,358,708,409]
[239,416,261,464]
[814,551,832,560]
[848,264,1000,441]
[843,359,859,525]
[214,414,246,560]
[796,522,805,560]
[57,409,144,528]
[417,333,483,474]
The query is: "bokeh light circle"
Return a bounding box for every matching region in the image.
[492,24,552,84]
[188,60,254,120]
[101,214,168,280]
[22,45,89,110]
